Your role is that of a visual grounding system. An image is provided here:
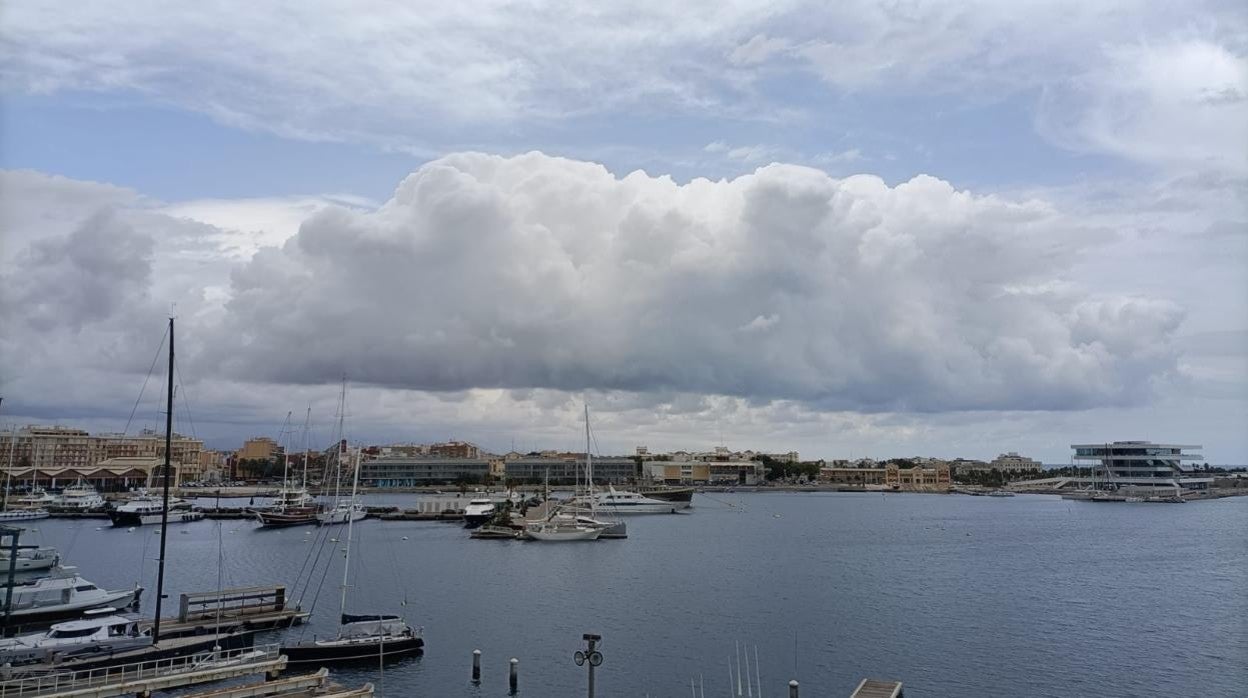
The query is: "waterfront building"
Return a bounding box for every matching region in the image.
[0,426,203,490]
[236,436,281,462]
[644,460,765,485]
[428,441,481,459]
[819,467,887,486]
[1071,441,1211,494]
[884,463,951,492]
[987,452,1042,472]
[359,457,491,486]
[504,456,636,484]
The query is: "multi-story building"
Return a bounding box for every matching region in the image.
[236,437,281,462]
[503,456,636,485]
[644,460,765,485]
[819,467,887,486]
[359,457,491,487]
[884,463,951,492]
[1071,442,1211,494]
[428,441,481,459]
[988,452,1042,473]
[0,425,203,491]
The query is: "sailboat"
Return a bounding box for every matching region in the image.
[255,412,319,528]
[525,405,617,542]
[281,436,423,663]
[0,407,49,522]
[317,384,366,526]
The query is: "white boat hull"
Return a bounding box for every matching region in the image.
[0,510,50,522]
[317,508,367,525]
[524,525,602,541]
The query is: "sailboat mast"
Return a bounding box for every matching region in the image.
[301,407,311,491]
[153,316,175,644]
[334,378,346,505]
[338,447,361,624]
[3,399,14,512]
[585,404,595,517]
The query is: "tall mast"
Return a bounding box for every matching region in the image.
[338,445,361,628]
[2,397,11,512]
[280,411,292,504]
[152,316,174,644]
[301,407,312,491]
[334,377,346,506]
[585,404,595,518]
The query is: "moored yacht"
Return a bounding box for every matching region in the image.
[3,569,142,624]
[317,500,366,525]
[573,485,684,514]
[16,488,57,507]
[524,519,604,541]
[462,499,497,528]
[54,481,105,510]
[0,547,60,574]
[0,609,152,665]
[108,491,204,526]
[0,509,49,522]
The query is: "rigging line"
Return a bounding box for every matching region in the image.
[122,324,169,436]
[174,361,198,441]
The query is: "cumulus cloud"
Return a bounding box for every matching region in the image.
[180,151,1185,412]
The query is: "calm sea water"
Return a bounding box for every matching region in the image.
[16,492,1247,697]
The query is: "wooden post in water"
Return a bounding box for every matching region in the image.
[472,648,481,682]
[509,657,519,694]
[788,679,799,698]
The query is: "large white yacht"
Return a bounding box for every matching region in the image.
[0,610,152,665]
[55,482,106,510]
[572,485,686,514]
[462,499,497,529]
[107,491,203,526]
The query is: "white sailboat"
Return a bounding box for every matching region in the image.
[317,385,366,527]
[525,405,616,542]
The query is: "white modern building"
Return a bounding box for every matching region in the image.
[1071,441,1212,494]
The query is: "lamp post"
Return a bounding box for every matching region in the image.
[574,633,604,698]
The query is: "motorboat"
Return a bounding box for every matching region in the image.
[108,492,204,526]
[317,500,366,525]
[3,570,142,624]
[54,481,106,510]
[0,546,60,574]
[986,490,1015,498]
[573,485,684,514]
[0,509,50,522]
[470,525,520,540]
[0,609,151,665]
[16,489,57,507]
[637,486,694,506]
[462,499,497,529]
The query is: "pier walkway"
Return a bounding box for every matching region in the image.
[0,644,284,698]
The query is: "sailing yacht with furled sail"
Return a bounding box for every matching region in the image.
[255,412,319,528]
[282,428,423,663]
[317,382,367,526]
[525,405,618,541]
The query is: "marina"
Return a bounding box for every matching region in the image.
[0,490,1239,695]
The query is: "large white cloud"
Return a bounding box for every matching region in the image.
[187,152,1185,412]
[1,157,1244,459]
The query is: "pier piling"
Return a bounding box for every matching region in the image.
[789,679,799,698]
[472,649,481,683]
[510,657,519,694]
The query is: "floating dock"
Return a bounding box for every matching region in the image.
[850,678,904,698]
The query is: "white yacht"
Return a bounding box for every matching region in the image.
[55,482,105,510]
[108,492,203,526]
[317,500,366,525]
[4,570,142,624]
[0,547,60,574]
[0,509,50,522]
[462,499,497,529]
[16,488,57,507]
[573,485,685,514]
[0,609,152,665]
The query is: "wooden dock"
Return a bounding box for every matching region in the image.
[0,644,285,698]
[180,668,372,697]
[850,678,904,698]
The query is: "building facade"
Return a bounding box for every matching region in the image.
[884,463,951,492]
[359,457,492,486]
[1071,441,1211,494]
[0,426,203,491]
[644,460,765,485]
[988,452,1042,472]
[503,457,636,485]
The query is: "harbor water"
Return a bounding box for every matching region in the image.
[16,492,1247,696]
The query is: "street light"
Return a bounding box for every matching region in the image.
[573,633,603,698]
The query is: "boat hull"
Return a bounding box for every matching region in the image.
[462,513,493,529]
[255,508,320,528]
[8,589,142,626]
[0,556,58,574]
[282,635,424,664]
[524,526,602,541]
[0,510,49,522]
[108,510,204,527]
[317,509,367,525]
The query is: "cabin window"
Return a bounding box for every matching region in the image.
[49,627,98,639]
[75,585,98,592]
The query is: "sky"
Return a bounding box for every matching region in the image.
[1,1,1245,463]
